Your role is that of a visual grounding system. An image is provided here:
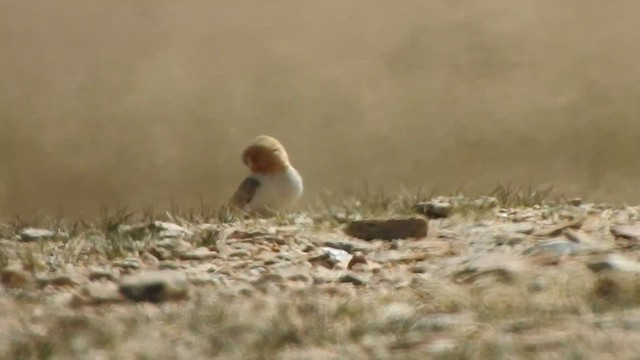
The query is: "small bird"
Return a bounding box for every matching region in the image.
[228,135,303,216]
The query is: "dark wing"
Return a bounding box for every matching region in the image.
[228,177,260,208]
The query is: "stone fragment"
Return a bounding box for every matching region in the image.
[452,253,526,284]
[89,268,117,282]
[322,247,352,263]
[152,221,194,238]
[159,261,181,270]
[523,238,581,257]
[495,222,536,235]
[19,228,61,241]
[533,219,582,237]
[149,238,193,260]
[373,251,431,264]
[587,254,640,273]
[415,312,475,332]
[251,273,284,286]
[567,198,583,206]
[112,258,141,270]
[610,224,640,241]
[414,201,453,219]
[36,273,81,288]
[119,270,188,302]
[140,252,160,267]
[179,247,218,260]
[322,239,373,253]
[338,272,369,286]
[345,217,428,241]
[117,223,149,239]
[347,253,368,270]
[309,247,352,269]
[74,282,124,306]
[283,272,313,286]
[494,233,529,246]
[564,229,593,243]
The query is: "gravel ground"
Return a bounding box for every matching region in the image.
[2,194,640,359]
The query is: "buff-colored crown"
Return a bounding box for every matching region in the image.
[241,135,291,173]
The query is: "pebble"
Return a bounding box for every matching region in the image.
[339,272,369,286]
[322,239,373,253]
[19,228,60,241]
[179,247,218,260]
[140,252,160,268]
[89,268,117,282]
[119,270,189,302]
[112,258,141,270]
[75,282,123,305]
[414,201,453,219]
[152,221,194,238]
[150,238,193,260]
[495,222,536,235]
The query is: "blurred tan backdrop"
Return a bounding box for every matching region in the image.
[2,0,640,216]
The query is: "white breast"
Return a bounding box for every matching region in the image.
[247,167,303,212]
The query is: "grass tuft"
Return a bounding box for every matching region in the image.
[490,183,555,208]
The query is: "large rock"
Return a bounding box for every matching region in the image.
[119,270,189,302]
[344,217,428,241]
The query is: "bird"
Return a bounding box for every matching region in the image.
[228,135,303,216]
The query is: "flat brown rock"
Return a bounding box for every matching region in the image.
[344,217,428,241]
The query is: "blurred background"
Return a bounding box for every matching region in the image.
[2,0,640,216]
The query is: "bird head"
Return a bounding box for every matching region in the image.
[241,135,291,174]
